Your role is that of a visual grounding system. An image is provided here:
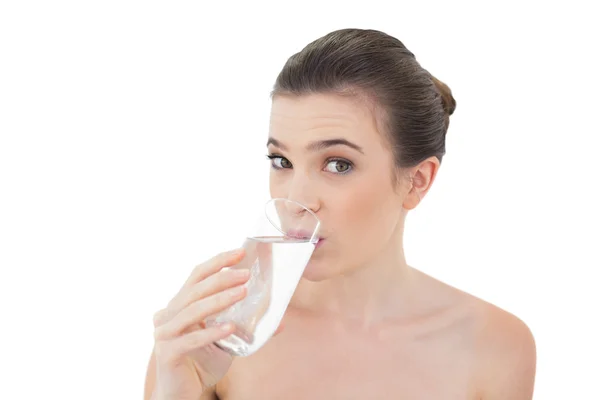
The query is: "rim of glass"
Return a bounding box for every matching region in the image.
[265,198,321,243]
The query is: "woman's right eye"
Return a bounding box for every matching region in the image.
[267,155,292,169]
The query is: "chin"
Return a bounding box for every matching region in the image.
[300,255,349,282]
[300,258,331,282]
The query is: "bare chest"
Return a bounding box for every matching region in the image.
[218,317,479,400]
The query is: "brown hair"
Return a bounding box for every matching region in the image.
[271,28,456,168]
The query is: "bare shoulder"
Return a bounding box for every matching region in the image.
[474,299,536,354]
[416,270,536,399]
[460,294,536,398]
[472,299,537,399]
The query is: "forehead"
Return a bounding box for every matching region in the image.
[268,93,384,147]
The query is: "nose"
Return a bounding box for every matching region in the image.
[285,172,320,215]
[284,199,313,216]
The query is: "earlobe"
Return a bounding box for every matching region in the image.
[402,175,422,210]
[401,157,439,210]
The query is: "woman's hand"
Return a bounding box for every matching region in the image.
[150,249,250,400]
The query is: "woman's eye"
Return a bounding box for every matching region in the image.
[269,156,292,169]
[325,160,352,174]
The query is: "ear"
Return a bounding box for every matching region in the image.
[402,156,440,210]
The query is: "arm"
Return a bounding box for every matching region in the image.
[478,308,537,399]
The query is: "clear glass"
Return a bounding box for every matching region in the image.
[205,198,321,356]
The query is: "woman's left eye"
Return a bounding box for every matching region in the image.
[324,159,352,174]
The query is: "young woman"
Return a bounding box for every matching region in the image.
[145,28,536,400]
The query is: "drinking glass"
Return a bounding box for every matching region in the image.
[204,198,321,356]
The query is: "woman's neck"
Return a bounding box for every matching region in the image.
[291,234,419,327]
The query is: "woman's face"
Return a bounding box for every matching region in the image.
[267,93,412,281]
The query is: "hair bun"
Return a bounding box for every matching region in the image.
[431,76,456,117]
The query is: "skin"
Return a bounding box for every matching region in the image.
[145,93,536,400]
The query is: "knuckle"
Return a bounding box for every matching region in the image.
[189,262,205,277]
[153,325,169,341]
[153,309,165,327]
[167,297,176,308]
[188,266,200,281]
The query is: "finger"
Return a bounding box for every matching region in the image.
[155,285,247,340]
[154,249,246,328]
[156,268,251,326]
[157,323,236,364]
[183,249,246,289]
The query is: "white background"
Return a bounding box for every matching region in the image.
[1,1,599,399]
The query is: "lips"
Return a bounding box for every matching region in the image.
[286,229,323,246]
[286,229,317,239]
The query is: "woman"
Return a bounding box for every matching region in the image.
[145,28,536,399]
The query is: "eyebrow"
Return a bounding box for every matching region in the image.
[266,137,364,154]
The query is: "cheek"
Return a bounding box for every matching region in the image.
[335,174,401,245]
[269,171,285,198]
